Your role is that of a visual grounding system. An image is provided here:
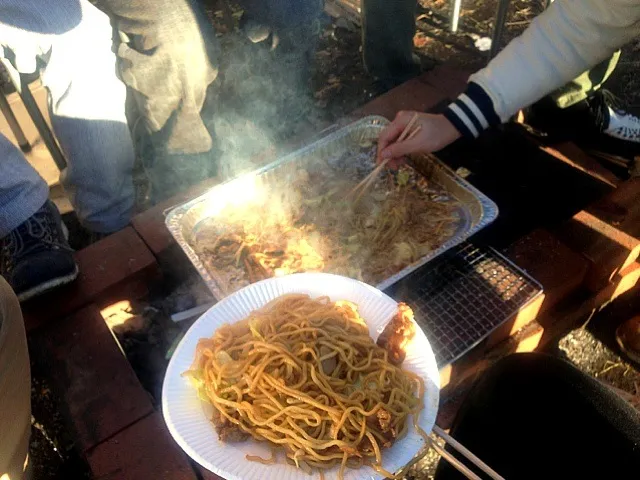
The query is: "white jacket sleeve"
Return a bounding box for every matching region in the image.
[443,0,640,138]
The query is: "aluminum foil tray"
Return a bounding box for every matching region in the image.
[165,115,499,300]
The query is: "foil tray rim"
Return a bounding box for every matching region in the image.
[165,115,499,301]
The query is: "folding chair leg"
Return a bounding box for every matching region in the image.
[14,76,67,171]
[450,0,463,33]
[0,87,31,153]
[489,0,510,59]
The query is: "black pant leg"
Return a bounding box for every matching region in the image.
[435,353,640,479]
[361,0,419,82]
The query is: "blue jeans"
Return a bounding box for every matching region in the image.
[0,0,218,235]
[0,0,134,235]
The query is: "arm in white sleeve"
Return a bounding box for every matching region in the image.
[444,0,640,138]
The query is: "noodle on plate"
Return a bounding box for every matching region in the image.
[184,294,428,479]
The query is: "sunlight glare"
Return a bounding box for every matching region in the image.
[202,172,262,218]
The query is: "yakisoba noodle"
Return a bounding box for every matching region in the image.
[194,158,461,296]
[184,294,428,479]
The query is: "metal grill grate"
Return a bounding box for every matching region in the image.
[384,242,543,367]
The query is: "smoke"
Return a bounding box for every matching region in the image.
[203,21,324,182]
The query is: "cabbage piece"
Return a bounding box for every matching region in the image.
[397,169,411,186]
[216,350,233,365]
[302,196,324,207]
[248,318,264,340]
[182,369,210,402]
[392,241,415,266]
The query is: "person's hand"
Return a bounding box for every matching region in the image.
[377,111,461,166]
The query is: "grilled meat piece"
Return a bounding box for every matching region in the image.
[212,408,249,443]
[376,303,416,365]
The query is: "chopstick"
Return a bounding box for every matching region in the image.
[171,302,215,323]
[348,113,422,202]
[396,112,421,143]
[431,426,506,480]
[428,439,483,480]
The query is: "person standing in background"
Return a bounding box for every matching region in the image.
[239,0,324,82]
[0,0,218,301]
[361,0,421,89]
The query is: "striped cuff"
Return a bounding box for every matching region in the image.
[443,82,501,138]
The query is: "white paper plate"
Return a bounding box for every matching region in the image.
[162,273,440,480]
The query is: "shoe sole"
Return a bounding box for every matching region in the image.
[17,264,80,303]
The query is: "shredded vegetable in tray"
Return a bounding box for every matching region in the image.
[193,145,461,295]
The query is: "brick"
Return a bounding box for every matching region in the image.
[438,282,622,414]
[489,295,584,361]
[132,177,221,256]
[482,229,589,350]
[438,325,546,409]
[439,342,490,393]
[22,226,160,332]
[419,65,469,102]
[504,229,589,312]
[537,287,604,346]
[539,142,620,188]
[555,209,640,292]
[485,293,545,350]
[431,289,605,433]
[31,304,154,452]
[591,177,640,237]
[514,327,545,353]
[87,412,197,480]
[594,261,640,307]
[441,290,592,396]
[351,76,450,120]
[554,178,640,291]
